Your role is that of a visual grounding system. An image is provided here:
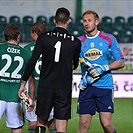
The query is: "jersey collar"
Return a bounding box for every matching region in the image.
[53,27,68,34]
[86,31,100,39]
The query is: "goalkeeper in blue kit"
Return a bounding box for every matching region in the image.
[77,10,125,133]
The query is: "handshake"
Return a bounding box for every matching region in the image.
[79,58,110,90]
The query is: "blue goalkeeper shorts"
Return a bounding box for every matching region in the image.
[77,86,114,115]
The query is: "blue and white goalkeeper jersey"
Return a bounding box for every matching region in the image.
[78,31,124,89]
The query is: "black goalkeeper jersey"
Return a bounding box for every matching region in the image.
[22,27,81,90]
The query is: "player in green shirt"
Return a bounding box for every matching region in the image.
[0,24,35,133]
[24,22,56,133]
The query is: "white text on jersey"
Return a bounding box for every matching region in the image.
[7,47,20,54]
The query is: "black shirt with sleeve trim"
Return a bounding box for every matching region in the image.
[22,27,81,90]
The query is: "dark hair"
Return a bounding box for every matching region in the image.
[30,22,47,35]
[82,10,99,21]
[55,7,70,24]
[4,24,20,41]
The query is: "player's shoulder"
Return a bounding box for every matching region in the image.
[24,41,35,48]
[99,31,116,40]
[99,31,118,47]
[77,34,87,43]
[0,42,6,45]
[16,44,31,56]
[24,41,35,51]
[0,42,7,47]
[37,31,49,41]
[66,32,81,45]
[19,47,31,60]
[0,43,20,50]
[0,43,30,57]
[0,43,7,53]
[39,31,48,37]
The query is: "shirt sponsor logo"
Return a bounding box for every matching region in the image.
[84,48,102,60]
[0,78,20,83]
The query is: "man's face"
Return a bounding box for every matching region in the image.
[82,13,99,33]
[31,32,38,41]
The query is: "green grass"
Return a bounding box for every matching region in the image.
[0,98,133,133]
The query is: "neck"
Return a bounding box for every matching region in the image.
[87,28,98,37]
[7,40,18,45]
[87,32,97,37]
[56,23,68,29]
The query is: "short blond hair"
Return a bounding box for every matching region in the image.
[82,10,99,21]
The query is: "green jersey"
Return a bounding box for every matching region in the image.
[24,41,42,98]
[0,43,30,102]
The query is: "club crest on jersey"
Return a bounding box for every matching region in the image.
[90,42,94,48]
[84,48,102,60]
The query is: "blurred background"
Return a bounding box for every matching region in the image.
[0,1,133,132]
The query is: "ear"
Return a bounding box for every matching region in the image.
[17,34,20,41]
[17,34,20,44]
[32,32,38,41]
[95,19,99,26]
[53,18,56,24]
[67,19,70,25]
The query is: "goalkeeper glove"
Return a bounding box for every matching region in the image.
[78,72,99,90]
[20,90,33,107]
[88,64,110,78]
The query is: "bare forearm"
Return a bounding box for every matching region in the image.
[28,76,36,100]
[109,60,124,70]
[18,80,27,97]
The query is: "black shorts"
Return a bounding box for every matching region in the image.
[36,86,72,121]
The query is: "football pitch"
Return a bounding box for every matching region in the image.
[0,98,133,133]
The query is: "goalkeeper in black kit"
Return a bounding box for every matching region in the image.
[18,7,81,133]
